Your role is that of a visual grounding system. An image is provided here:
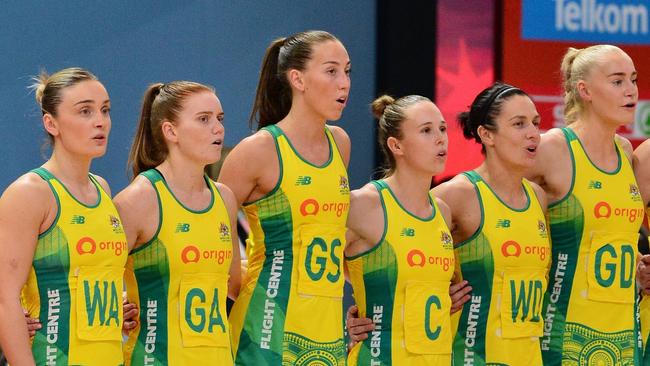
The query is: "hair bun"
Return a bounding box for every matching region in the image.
[371,95,395,119]
[30,70,50,107]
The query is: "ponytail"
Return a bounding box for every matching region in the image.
[249,30,339,130]
[560,44,625,124]
[249,38,289,130]
[129,83,165,178]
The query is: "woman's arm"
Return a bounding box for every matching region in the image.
[0,177,52,365]
[217,183,242,300]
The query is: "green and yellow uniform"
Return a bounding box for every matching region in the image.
[541,128,643,365]
[21,167,128,365]
[229,125,350,365]
[124,169,234,365]
[453,170,551,365]
[347,180,455,365]
[640,293,650,365]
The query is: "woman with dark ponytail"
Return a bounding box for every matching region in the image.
[0,67,127,365]
[435,83,550,365]
[114,81,241,365]
[219,30,351,365]
[528,45,642,365]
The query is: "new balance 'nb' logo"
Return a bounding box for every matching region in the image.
[70,215,85,224]
[175,223,190,233]
[588,180,602,189]
[496,219,511,228]
[295,176,312,186]
[400,228,415,237]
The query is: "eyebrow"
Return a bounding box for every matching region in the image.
[418,120,445,127]
[322,60,351,66]
[607,71,637,77]
[74,99,110,106]
[508,115,529,121]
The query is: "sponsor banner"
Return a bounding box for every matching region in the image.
[522,0,650,45]
[502,0,650,146]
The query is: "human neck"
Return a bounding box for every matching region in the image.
[43,148,93,186]
[383,167,434,217]
[156,155,206,194]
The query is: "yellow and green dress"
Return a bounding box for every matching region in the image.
[21,167,128,365]
[641,275,650,365]
[229,125,350,365]
[346,180,455,365]
[634,214,649,365]
[123,169,234,365]
[540,127,644,365]
[453,170,551,365]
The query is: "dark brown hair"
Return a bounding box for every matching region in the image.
[458,82,528,152]
[249,30,339,130]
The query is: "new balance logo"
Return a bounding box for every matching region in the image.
[496,219,511,228]
[295,176,312,186]
[588,180,602,189]
[70,215,85,224]
[400,228,415,237]
[175,223,190,233]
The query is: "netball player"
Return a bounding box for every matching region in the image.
[345,94,456,365]
[219,30,351,365]
[0,68,127,365]
[527,45,642,365]
[435,83,550,365]
[115,81,241,365]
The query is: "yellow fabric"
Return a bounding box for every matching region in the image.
[124,173,233,365]
[75,266,124,342]
[347,183,454,365]
[564,138,643,333]
[230,126,349,364]
[21,171,127,365]
[178,273,229,348]
[455,176,550,365]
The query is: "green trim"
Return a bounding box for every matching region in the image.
[243,127,284,206]
[549,128,577,208]
[325,125,344,163]
[345,181,388,260]
[34,167,101,208]
[152,169,215,214]
[31,169,61,239]
[130,170,164,254]
[564,127,622,175]
[455,172,485,248]
[272,124,334,169]
[469,170,531,212]
[379,179,436,221]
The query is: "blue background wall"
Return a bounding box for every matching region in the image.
[0,1,376,192]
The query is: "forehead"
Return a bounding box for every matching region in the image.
[404,101,443,124]
[59,80,108,103]
[180,90,222,112]
[309,40,350,64]
[498,94,536,117]
[591,50,635,76]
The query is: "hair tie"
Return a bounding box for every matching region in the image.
[477,85,520,125]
